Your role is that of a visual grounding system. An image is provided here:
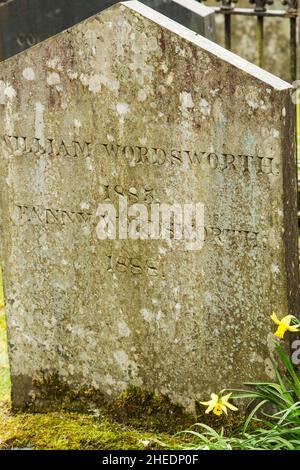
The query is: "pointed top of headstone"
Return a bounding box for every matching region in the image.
[0,0,291,91]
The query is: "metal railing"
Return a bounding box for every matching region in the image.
[198,0,298,82]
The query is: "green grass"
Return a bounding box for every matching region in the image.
[1,273,164,450]
[0,311,176,450]
[0,306,177,450]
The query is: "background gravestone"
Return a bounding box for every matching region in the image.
[0,0,215,61]
[145,0,215,39]
[0,0,298,411]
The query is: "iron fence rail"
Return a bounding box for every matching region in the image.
[198,0,298,82]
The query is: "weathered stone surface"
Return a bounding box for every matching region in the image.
[0,1,298,411]
[0,0,215,61]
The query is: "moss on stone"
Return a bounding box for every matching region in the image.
[0,396,246,450]
[29,372,105,411]
[110,386,194,432]
[0,401,171,450]
[112,386,245,434]
[17,371,245,436]
[0,309,245,449]
[21,372,194,432]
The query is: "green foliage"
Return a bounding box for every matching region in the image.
[159,344,300,450]
[0,306,10,403]
[157,421,300,450]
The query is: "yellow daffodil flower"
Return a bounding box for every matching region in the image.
[200,393,238,416]
[271,312,300,339]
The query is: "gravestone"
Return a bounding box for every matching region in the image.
[144,0,215,39]
[0,0,298,411]
[0,0,215,61]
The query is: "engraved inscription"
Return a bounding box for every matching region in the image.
[101,142,278,175]
[1,135,91,159]
[13,204,262,249]
[1,134,279,176]
[15,204,92,225]
[204,225,260,249]
[106,255,160,276]
[100,183,156,205]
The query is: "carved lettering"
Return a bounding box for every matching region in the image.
[99,184,156,205]
[1,134,278,177]
[14,204,262,250]
[1,135,91,158]
[99,141,277,176]
[106,255,160,276]
[15,204,92,226]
